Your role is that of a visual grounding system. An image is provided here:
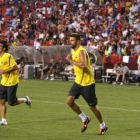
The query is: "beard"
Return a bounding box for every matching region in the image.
[70,41,78,49]
[70,44,77,49]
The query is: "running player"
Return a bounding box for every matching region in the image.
[0,40,31,126]
[66,33,107,135]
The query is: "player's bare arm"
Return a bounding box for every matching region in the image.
[66,50,87,69]
[0,65,18,74]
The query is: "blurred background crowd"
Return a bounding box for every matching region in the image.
[0,0,140,58]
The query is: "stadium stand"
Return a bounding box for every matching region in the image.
[0,0,140,83]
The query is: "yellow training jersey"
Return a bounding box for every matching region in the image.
[0,53,19,86]
[72,46,95,86]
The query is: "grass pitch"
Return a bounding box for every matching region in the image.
[0,79,140,140]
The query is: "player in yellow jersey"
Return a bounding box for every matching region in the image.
[66,33,107,135]
[0,40,31,126]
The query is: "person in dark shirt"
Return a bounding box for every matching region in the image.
[40,59,56,80]
[0,11,2,19]
[126,42,133,56]
[56,60,66,72]
[25,57,31,65]
[132,65,140,85]
[45,60,57,80]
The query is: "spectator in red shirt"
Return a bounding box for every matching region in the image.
[103,5,108,15]
[126,41,134,56]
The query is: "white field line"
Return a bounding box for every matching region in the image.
[32,100,140,113]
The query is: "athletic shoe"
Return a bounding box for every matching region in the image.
[81,117,91,133]
[25,96,31,108]
[136,83,140,86]
[0,121,7,126]
[50,77,54,80]
[44,77,49,80]
[112,82,117,85]
[98,126,108,135]
[120,82,124,85]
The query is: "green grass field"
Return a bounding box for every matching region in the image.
[0,79,140,140]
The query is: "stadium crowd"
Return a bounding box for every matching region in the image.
[0,0,140,58]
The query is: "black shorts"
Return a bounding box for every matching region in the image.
[0,84,18,105]
[68,82,97,107]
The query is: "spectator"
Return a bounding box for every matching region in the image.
[25,57,32,65]
[45,60,57,81]
[126,41,133,56]
[0,11,2,19]
[106,43,112,57]
[113,63,129,85]
[132,40,140,56]
[109,63,121,84]
[121,43,127,56]
[18,57,25,78]
[130,2,138,12]
[125,0,132,14]
[0,15,4,31]
[0,0,140,60]
[117,42,122,56]
[34,38,42,54]
[132,65,140,85]
[5,5,12,16]
[40,59,56,80]
[56,59,68,75]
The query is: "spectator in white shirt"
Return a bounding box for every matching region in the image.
[130,2,138,12]
[101,30,108,38]
[39,31,44,39]
[91,41,99,50]
[34,38,42,54]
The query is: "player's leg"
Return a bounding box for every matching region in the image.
[67,82,90,133]
[66,96,81,114]
[0,85,7,125]
[90,106,103,123]
[16,96,31,107]
[82,84,107,135]
[7,84,31,108]
[0,99,7,125]
[89,106,107,134]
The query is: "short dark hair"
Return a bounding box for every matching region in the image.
[121,62,125,66]
[20,56,25,61]
[69,33,81,41]
[0,40,9,52]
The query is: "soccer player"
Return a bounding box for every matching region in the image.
[0,40,31,126]
[66,33,107,135]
